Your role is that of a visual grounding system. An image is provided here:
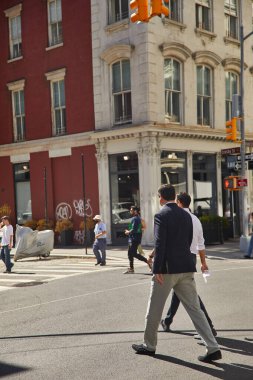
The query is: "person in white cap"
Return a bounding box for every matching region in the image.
[93,215,107,266]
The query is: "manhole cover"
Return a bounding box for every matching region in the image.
[12,281,45,287]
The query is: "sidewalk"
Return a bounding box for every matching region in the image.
[50,239,247,261]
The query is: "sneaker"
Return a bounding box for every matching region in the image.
[161,320,172,332]
[123,268,134,274]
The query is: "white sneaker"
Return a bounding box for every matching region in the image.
[123,268,134,274]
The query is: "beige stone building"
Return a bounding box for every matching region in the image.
[91,0,253,245]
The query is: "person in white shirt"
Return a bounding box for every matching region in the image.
[160,192,217,337]
[93,215,107,266]
[0,216,14,273]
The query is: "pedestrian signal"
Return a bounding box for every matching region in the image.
[130,0,149,23]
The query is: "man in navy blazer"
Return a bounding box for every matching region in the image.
[132,185,221,363]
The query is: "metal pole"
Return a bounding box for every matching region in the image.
[239,0,248,238]
[44,167,48,224]
[81,154,88,255]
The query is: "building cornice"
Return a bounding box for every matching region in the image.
[91,124,228,142]
[0,131,93,158]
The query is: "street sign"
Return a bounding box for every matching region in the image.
[221,147,240,155]
[227,160,248,171]
[236,178,248,187]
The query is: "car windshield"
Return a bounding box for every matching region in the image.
[118,211,131,220]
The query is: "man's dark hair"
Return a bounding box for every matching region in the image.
[177,192,191,208]
[130,205,139,212]
[158,185,176,201]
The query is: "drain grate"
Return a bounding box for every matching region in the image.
[12,281,45,287]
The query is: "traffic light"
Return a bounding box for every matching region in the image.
[130,0,149,23]
[223,176,237,190]
[226,117,237,141]
[150,0,169,18]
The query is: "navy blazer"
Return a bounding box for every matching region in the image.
[153,202,195,274]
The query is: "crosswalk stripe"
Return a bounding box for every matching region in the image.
[0,256,149,293]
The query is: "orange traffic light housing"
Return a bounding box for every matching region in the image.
[130,0,149,23]
[226,117,237,141]
[150,0,169,17]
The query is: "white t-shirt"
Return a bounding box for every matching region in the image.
[184,208,205,255]
[1,225,13,245]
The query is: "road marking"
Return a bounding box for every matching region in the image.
[0,263,252,315]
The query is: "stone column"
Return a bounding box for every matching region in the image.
[187,150,193,202]
[137,133,161,246]
[95,140,111,243]
[216,152,223,216]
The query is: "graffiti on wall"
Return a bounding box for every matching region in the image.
[0,203,11,218]
[74,230,85,245]
[55,199,93,220]
[73,199,92,217]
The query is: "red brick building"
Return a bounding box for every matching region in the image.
[0,0,98,244]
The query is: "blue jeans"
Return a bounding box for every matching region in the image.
[1,245,12,271]
[93,238,106,264]
[247,235,253,257]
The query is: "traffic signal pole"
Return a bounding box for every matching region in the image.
[239,0,253,247]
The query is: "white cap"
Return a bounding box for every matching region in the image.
[93,215,102,221]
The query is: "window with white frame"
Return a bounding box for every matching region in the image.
[225,71,238,121]
[164,58,181,123]
[45,69,66,136]
[7,80,25,142]
[165,0,181,22]
[197,65,212,126]
[48,0,63,46]
[109,0,129,24]
[112,60,132,125]
[4,4,22,60]
[196,0,211,31]
[224,0,238,39]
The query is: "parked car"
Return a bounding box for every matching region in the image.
[112,202,133,211]
[112,208,132,224]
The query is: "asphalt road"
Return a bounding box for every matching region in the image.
[0,250,252,380]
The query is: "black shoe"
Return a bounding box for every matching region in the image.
[244,255,251,259]
[100,263,106,266]
[161,319,171,332]
[95,262,101,266]
[132,344,155,356]
[198,350,222,363]
[3,270,11,274]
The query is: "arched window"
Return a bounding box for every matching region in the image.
[164,58,181,123]
[112,59,132,125]
[196,65,212,126]
[225,71,239,121]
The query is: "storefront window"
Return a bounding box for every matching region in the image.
[193,153,217,215]
[161,151,187,193]
[14,163,32,224]
[109,152,139,244]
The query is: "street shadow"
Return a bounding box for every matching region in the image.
[0,361,31,377]
[153,354,253,380]
[216,337,253,357]
[0,331,145,340]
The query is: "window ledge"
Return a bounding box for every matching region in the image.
[162,18,186,31]
[7,55,23,63]
[46,42,63,51]
[223,36,240,47]
[105,18,129,34]
[194,28,217,40]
